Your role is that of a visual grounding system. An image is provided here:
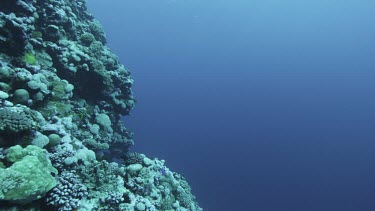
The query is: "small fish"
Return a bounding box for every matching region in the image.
[160,168,166,176]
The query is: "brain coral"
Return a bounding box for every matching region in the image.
[0,107,36,133]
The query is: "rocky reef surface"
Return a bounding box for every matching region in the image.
[0,0,202,210]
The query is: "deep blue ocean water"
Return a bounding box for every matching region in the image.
[88,1,375,210]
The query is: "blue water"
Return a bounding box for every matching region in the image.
[88,1,375,210]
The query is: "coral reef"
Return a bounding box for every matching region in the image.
[0,0,202,210]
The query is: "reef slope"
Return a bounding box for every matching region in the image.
[0,0,202,210]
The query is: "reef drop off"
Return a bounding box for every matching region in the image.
[0,0,202,210]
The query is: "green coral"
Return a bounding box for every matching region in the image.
[22,52,36,65]
[39,101,72,118]
[52,84,66,100]
[0,145,57,204]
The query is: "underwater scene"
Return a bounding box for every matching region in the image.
[1,0,375,210]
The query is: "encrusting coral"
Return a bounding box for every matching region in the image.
[0,0,202,210]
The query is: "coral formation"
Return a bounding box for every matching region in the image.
[45,171,88,210]
[0,145,57,204]
[0,106,36,134]
[0,0,201,210]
